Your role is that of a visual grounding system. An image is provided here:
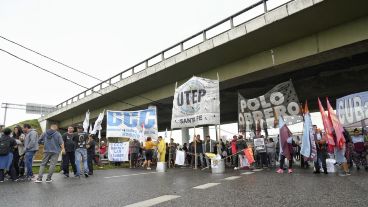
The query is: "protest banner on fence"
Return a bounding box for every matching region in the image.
[336,91,368,126]
[106,108,158,141]
[171,76,220,129]
[238,80,303,132]
[253,138,265,151]
[108,142,129,162]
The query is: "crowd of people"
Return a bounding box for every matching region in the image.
[128,126,368,177]
[0,123,107,183]
[1,122,368,183]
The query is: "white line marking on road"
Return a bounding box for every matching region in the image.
[242,172,255,175]
[193,183,221,189]
[104,172,157,179]
[124,195,181,207]
[224,176,241,181]
[252,169,263,172]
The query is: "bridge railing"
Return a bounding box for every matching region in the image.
[53,0,292,112]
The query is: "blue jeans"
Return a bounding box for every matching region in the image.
[75,148,89,176]
[25,151,36,177]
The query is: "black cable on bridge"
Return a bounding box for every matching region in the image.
[0,35,166,107]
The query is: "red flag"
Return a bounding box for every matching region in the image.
[326,98,346,149]
[318,98,335,148]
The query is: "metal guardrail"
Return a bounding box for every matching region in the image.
[52,0,292,112]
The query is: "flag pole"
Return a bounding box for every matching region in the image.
[168,129,173,168]
[194,126,197,170]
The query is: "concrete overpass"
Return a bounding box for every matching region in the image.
[39,0,368,139]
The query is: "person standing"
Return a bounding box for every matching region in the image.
[195,135,204,168]
[203,135,215,169]
[0,128,18,182]
[266,138,276,167]
[129,139,141,168]
[351,128,367,170]
[74,126,89,178]
[312,126,328,174]
[231,135,238,169]
[86,134,96,175]
[12,125,25,178]
[35,124,64,183]
[62,126,77,177]
[157,136,166,163]
[23,124,39,180]
[142,137,156,170]
[236,135,248,169]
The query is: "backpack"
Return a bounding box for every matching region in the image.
[0,137,11,155]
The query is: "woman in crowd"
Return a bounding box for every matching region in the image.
[12,125,25,178]
[142,137,156,170]
[266,138,276,167]
[0,128,18,182]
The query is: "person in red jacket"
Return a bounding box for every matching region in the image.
[231,135,238,170]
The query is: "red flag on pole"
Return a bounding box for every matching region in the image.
[318,98,335,148]
[326,98,346,149]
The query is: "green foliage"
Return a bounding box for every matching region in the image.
[7,119,43,133]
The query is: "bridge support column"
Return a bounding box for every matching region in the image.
[181,128,190,145]
[203,126,210,138]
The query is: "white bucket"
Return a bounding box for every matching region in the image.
[156,162,167,172]
[211,159,225,174]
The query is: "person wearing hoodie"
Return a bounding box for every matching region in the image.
[157,136,166,163]
[22,123,39,180]
[35,124,64,183]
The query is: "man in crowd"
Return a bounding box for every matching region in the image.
[195,135,204,168]
[235,135,247,170]
[168,138,176,167]
[23,124,39,181]
[35,124,64,183]
[87,134,96,175]
[129,138,141,168]
[351,128,367,170]
[74,126,89,178]
[62,126,77,177]
[312,125,328,174]
[203,135,215,169]
[231,135,238,169]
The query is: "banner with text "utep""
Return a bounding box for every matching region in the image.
[238,80,303,132]
[106,109,158,141]
[171,76,220,129]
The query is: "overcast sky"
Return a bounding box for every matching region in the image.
[0,0,309,139]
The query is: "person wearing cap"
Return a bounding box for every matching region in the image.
[351,128,367,170]
[73,126,89,178]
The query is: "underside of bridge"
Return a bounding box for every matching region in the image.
[41,0,368,133]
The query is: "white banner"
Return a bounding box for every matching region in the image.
[108,142,129,162]
[175,151,185,166]
[254,138,265,151]
[106,109,158,141]
[336,91,368,126]
[171,76,220,129]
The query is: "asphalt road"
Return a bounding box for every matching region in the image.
[0,167,367,207]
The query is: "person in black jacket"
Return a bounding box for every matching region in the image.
[0,128,17,182]
[61,126,77,177]
[87,134,96,175]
